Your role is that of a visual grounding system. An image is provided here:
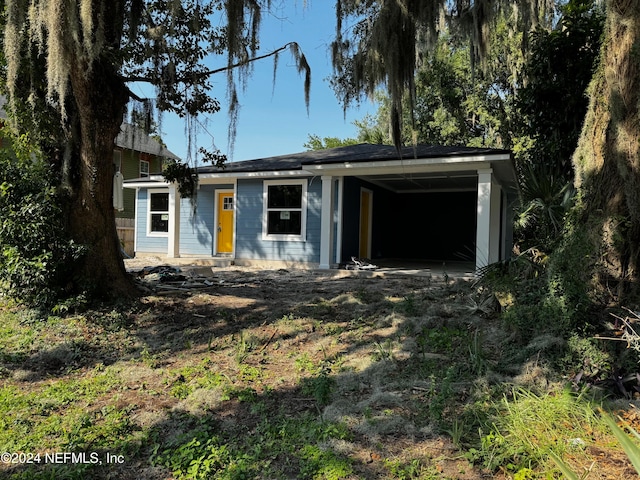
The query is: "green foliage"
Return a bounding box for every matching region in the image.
[0,133,85,309]
[473,388,607,474]
[514,163,576,251]
[511,0,603,251]
[299,445,353,479]
[545,212,594,325]
[383,458,425,479]
[162,159,199,198]
[500,293,568,345]
[152,413,352,480]
[514,0,604,180]
[303,134,359,151]
[550,410,640,478]
[599,411,640,473]
[352,27,518,149]
[561,334,612,377]
[484,208,596,348]
[0,369,134,455]
[300,367,336,407]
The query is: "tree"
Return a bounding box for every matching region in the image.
[332,0,640,299]
[331,0,551,152]
[348,23,522,149]
[0,1,309,303]
[511,0,603,251]
[515,0,604,181]
[303,134,359,151]
[570,0,640,296]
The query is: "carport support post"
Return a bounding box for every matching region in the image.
[168,184,180,258]
[476,169,500,271]
[319,175,335,269]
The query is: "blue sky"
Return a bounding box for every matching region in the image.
[141,2,376,163]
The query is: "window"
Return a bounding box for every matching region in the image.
[148,190,169,235]
[263,180,307,241]
[140,159,150,178]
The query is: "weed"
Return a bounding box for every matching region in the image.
[170,381,192,400]
[446,418,470,449]
[300,369,335,407]
[372,338,395,362]
[399,294,419,316]
[233,330,259,363]
[299,445,353,479]
[353,287,368,303]
[468,329,487,375]
[152,411,351,479]
[140,346,159,368]
[237,364,262,382]
[423,367,457,423]
[424,327,459,352]
[295,352,317,373]
[223,386,258,403]
[475,388,610,474]
[383,458,426,479]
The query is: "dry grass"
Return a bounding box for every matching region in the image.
[0,266,636,479]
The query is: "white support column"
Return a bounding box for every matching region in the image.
[319,175,335,269]
[167,184,181,258]
[476,169,492,271]
[335,177,344,265]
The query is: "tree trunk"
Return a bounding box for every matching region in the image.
[572,0,640,297]
[65,56,135,299]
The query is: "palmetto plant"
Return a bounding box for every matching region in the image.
[515,162,575,250]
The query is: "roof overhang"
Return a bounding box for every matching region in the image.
[302,152,518,194]
[124,145,518,195]
[198,169,309,184]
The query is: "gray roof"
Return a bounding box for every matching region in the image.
[116,123,180,160]
[197,143,511,174]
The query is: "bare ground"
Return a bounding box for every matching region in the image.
[1,260,636,479]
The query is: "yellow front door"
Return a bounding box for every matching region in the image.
[217,192,234,254]
[359,189,372,258]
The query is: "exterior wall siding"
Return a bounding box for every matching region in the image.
[235,178,321,264]
[135,188,168,254]
[116,149,164,220]
[178,185,234,256]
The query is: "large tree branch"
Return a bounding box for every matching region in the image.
[122,42,300,85]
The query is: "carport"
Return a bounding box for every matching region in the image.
[302,144,518,272]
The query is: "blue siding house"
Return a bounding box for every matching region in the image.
[124,144,518,272]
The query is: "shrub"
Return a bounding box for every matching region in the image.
[0,133,85,309]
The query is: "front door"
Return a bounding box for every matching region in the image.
[359,189,372,258]
[216,192,234,254]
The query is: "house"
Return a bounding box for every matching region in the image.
[114,123,181,220]
[124,143,518,272]
[113,124,180,255]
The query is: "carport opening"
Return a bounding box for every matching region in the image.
[377,190,476,262]
[340,176,477,265]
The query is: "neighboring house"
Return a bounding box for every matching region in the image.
[114,123,180,219]
[113,124,180,257]
[124,143,518,272]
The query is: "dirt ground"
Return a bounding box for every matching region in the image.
[118,258,500,479]
[3,258,634,479]
[118,258,636,479]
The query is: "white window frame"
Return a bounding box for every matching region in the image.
[140,159,150,178]
[147,188,170,237]
[262,179,307,242]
